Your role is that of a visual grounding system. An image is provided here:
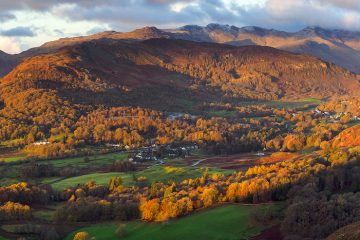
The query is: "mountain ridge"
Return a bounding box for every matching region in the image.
[1,38,359,110]
[2,24,360,78]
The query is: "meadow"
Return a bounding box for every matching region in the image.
[66,204,280,240]
[0,151,129,187]
[51,166,233,190]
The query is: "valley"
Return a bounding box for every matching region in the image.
[0,22,359,240]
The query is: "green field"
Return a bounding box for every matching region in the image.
[0,154,26,163]
[66,204,276,240]
[51,172,134,190]
[51,166,233,190]
[240,98,323,109]
[0,152,129,187]
[208,110,238,118]
[41,152,128,168]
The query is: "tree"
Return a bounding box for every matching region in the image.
[108,176,124,192]
[73,232,93,240]
[200,186,219,207]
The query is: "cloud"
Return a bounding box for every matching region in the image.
[1,27,35,37]
[46,0,205,31]
[86,26,110,35]
[1,1,360,31]
[1,0,360,52]
[322,0,360,10]
[37,0,360,31]
[0,36,21,54]
[0,12,16,22]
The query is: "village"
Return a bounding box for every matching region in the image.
[127,143,199,163]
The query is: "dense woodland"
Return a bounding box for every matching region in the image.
[0,124,358,239]
[0,37,360,240]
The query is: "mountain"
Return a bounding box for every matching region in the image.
[167,24,360,73]
[2,24,360,79]
[0,50,20,78]
[25,24,360,73]
[1,38,359,112]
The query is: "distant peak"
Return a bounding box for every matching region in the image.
[135,26,162,32]
[180,25,203,31]
[206,23,237,31]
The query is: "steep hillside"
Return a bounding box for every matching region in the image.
[168,24,360,73]
[1,38,358,108]
[0,51,20,78]
[3,24,360,79]
[39,24,360,73]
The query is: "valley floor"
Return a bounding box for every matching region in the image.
[65,203,283,240]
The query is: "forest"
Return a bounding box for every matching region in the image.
[0,34,359,240]
[0,92,359,239]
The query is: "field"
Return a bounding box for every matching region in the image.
[51,166,233,190]
[0,149,26,163]
[66,204,281,240]
[39,152,128,168]
[0,151,129,187]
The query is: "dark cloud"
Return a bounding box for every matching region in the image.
[49,0,360,31]
[1,26,35,37]
[57,0,204,28]
[0,12,16,22]
[0,0,360,32]
[54,29,64,35]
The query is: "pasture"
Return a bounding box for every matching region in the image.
[51,166,233,190]
[66,204,279,240]
[41,152,128,168]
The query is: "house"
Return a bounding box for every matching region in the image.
[255,152,266,156]
[33,141,49,145]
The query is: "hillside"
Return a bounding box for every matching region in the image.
[1,38,358,108]
[2,24,360,79]
[326,222,360,240]
[169,24,360,73]
[25,24,360,74]
[0,51,20,78]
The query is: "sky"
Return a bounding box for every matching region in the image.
[0,0,360,54]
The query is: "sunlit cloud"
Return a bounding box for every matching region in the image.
[0,36,21,54]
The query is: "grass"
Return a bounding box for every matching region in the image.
[33,209,56,221]
[203,98,323,118]
[207,110,237,118]
[0,237,8,240]
[51,166,233,190]
[51,172,134,190]
[66,204,277,240]
[33,204,60,222]
[42,152,128,168]
[0,150,26,163]
[0,151,129,184]
[239,98,323,109]
[0,154,26,163]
